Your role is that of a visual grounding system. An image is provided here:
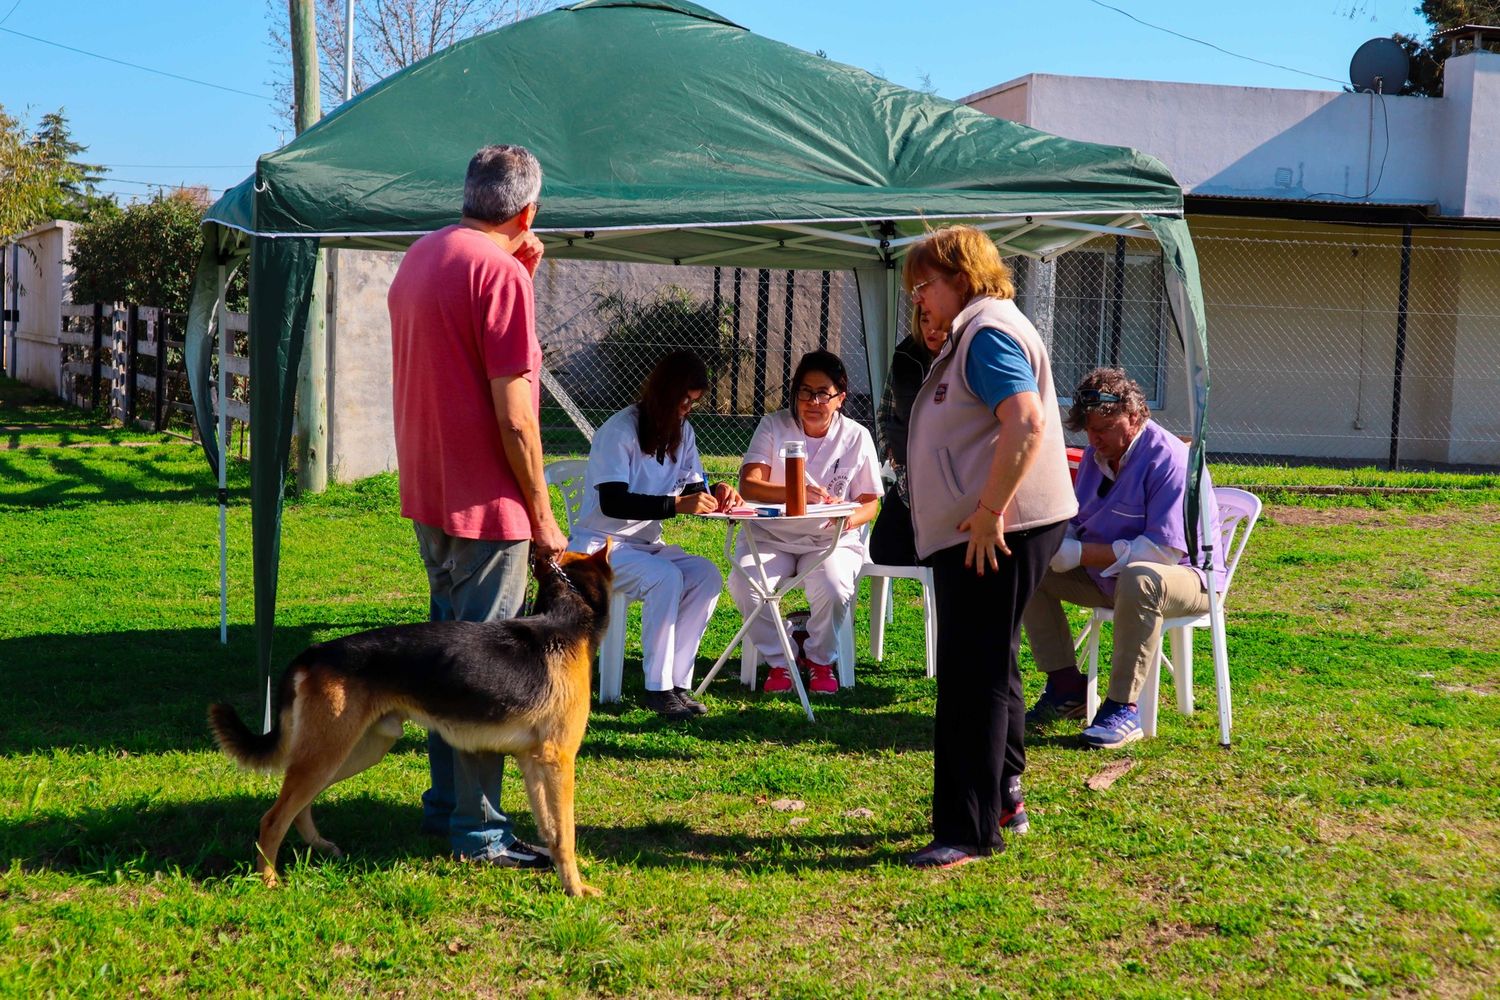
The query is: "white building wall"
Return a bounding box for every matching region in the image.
[5,221,75,393]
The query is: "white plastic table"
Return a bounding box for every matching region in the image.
[692,503,860,722]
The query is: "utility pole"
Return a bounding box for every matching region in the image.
[290,0,329,492]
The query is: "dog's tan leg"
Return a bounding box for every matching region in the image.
[257,756,344,887]
[289,719,401,856]
[538,746,598,897]
[515,752,558,849]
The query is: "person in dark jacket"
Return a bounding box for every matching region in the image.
[868,307,946,566]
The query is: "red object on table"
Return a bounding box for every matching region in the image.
[1066,446,1085,484]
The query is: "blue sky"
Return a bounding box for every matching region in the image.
[0,0,1431,204]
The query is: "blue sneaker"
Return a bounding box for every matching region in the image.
[1026,688,1086,727]
[1082,699,1143,749]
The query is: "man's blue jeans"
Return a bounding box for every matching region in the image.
[412,522,530,859]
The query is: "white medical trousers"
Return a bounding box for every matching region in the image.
[608,541,723,692]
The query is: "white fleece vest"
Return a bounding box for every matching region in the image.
[906,296,1078,559]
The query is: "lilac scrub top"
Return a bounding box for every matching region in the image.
[1071,419,1225,598]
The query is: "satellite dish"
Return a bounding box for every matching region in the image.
[1349,37,1409,94]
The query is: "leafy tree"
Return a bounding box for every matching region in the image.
[266,0,562,123]
[0,105,112,239]
[68,188,248,313]
[1394,0,1500,96]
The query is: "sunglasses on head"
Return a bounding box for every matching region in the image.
[1076,389,1123,407]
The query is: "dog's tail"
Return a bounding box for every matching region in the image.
[208,668,296,772]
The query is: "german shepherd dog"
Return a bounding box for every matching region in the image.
[208,546,613,897]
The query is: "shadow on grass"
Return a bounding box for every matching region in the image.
[1,796,910,882]
[0,446,244,509]
[2,623,935,758]
[0,623,392,756]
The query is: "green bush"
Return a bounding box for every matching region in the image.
[67,189,248,314]
[580,284,734,410]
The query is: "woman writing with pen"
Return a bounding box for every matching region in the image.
[728,350,882,695]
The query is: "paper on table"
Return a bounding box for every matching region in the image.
[806,501,861,515]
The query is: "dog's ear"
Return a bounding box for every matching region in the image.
[588,537,612,566]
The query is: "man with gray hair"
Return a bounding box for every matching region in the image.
[388,144,568,869]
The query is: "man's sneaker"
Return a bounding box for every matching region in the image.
[674,687,709,715]
[905,840,983,869]
[642,689,695,721]
[466,838,554,870]
[805,660,839,695]
[999,775,1030,835]
[763,666,794,693]
[1025,688,1087,727]
[1082,699,1143,749]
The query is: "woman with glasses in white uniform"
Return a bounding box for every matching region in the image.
[728,350,883,696]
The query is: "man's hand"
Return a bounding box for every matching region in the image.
[512,231,545,277]
[532,515,568,563]
[675,492,719,515]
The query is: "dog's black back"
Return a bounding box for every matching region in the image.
[281,552,613,722]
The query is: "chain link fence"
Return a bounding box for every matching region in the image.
[531,224,1500,477]
[535,260,872,474]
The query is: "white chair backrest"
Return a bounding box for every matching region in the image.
[543,459,589,534]
[1213,487,1262,595]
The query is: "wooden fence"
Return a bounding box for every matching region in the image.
[57,303,249,438]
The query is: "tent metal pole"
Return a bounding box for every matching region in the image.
[216,264,229,649]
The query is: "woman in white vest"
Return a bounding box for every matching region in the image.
[728,350,883,695]
[568,351,742,721]
[902,226,1078,869]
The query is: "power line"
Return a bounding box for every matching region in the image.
[1081,0,1347,86]
[103,178,228,193]
[0,26,273,101]
[0,2,23,27]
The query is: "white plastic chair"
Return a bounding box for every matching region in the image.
[543,459,632,703]
[860,561,937,679]
[1075,487,1262,743]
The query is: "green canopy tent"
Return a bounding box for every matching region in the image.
[187,0,1224,739]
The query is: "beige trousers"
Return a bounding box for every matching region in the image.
[1021,562,1210,704]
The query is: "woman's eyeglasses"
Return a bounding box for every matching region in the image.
[795,387,843,405]
[1076,389,1123,408]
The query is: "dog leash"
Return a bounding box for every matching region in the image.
[521,556,578,616]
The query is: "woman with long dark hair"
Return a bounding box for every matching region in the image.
[568,350,742,720]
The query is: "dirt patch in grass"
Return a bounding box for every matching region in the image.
[1266,505,1490,530]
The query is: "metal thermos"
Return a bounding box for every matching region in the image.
[782,440,807,515]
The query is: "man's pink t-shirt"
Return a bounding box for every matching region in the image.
[389,224,541,541]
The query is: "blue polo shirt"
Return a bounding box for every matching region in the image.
[966,327,1038,410]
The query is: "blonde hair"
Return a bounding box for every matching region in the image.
[902,225,1015,301]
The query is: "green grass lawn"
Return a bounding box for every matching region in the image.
[2,376,1497,998]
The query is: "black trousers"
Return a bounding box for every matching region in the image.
[926,519,1067,852]
[868,491,917,566]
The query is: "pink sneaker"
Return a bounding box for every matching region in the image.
[806,660,838,695]
[763,666,793,693]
